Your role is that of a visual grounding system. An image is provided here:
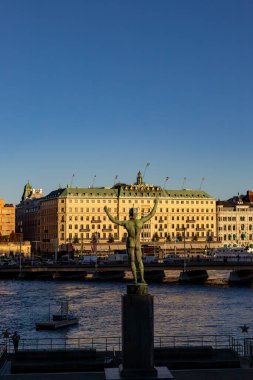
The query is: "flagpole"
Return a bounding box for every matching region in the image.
[182,177,187,189]
[163,177,170,190]
[91,175,96,188]
[143,162,150,181]
[114,175,119,186]
[199,177,205,190]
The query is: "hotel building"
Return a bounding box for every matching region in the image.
[16,173,217,254]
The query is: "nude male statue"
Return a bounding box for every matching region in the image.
[104,198,158,284]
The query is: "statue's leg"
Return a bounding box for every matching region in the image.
[136,247,146,284]
[129,248,137,284]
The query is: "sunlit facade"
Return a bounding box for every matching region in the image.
[217,192,253,247]
[0,199,15,237]
[16,173,216,253]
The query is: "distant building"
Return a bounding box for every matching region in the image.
[16,173,217,254]
[0,241,31,258]
[21,181,43,201]
[216,191,253,247]
[16,181,44,253]
[0,199,15,237]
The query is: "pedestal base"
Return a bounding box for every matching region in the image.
[120,364,157,378]
[105,366,174,380]
[122,285,154,371]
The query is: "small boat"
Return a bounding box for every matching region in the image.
[36,301,79,330]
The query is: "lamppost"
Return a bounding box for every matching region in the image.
[206,230,211,253]
[54,239,58,263]
[31,240,40,265]
[79,229,85,255]
[91,232,99,267]
[174,236,177,255]
[18,221,23,273]
[182,227,187,256]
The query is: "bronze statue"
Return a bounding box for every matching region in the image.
[104,198,158,284]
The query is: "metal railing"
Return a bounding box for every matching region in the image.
[230,337,245,356]
[4,334,234,354]
[5,336,122,353]
[0,344,7,368]
[154,334,232,350]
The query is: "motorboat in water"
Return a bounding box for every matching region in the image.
[35,301,79,330]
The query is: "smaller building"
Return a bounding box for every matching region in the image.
[16,181,44,253]
[0,241,31,258]
[217,191,253,247]
[0,199,15,237]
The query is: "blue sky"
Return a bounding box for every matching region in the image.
[0,0,252,205]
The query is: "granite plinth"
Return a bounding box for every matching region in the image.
[122,284,154,371]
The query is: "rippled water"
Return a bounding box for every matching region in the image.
[0,272,253,341]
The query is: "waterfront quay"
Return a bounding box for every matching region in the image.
[1,257,253,280]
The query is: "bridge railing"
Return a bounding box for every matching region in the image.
[5,334,233,354]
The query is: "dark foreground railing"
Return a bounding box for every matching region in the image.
[0,344,7,369]
[4,334,233,354]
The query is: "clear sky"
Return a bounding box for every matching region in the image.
[0,0,252,205]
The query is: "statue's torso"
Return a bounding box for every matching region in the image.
[125,219,143,248]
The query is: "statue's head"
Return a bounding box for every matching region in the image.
[129,208,138,219]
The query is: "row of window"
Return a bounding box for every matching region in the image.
[58,215,215,223]
[65,224,117,231]
[64,215,214,222]
[58,230,209,242]
[222,234,253,241]
[218,224,253,231]
[60,232,117,241]
[170,216,214,221]
[218,217,253,221]
[60,223,214,231]
[59,207,216,213]
[63,199,215,205]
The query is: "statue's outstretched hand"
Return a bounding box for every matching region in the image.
[154,197,159,205]
[104,206,108,212]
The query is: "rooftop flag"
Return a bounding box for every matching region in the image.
[163,176,170,189]
[143,162,150,180]
[114,175,119,185]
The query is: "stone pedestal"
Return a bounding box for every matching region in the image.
[121,284,156,377]
[105,283,174,380]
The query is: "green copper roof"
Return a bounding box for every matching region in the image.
[21,181,33,201]
[44,186,214,200]
[59,187,118,197]
[165,189,213,198]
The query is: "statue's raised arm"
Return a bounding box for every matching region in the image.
[104,206,126,226]
[140,198,158,223]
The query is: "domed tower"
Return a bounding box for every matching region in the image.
[136,171,143,185]
[21,181,32,201]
